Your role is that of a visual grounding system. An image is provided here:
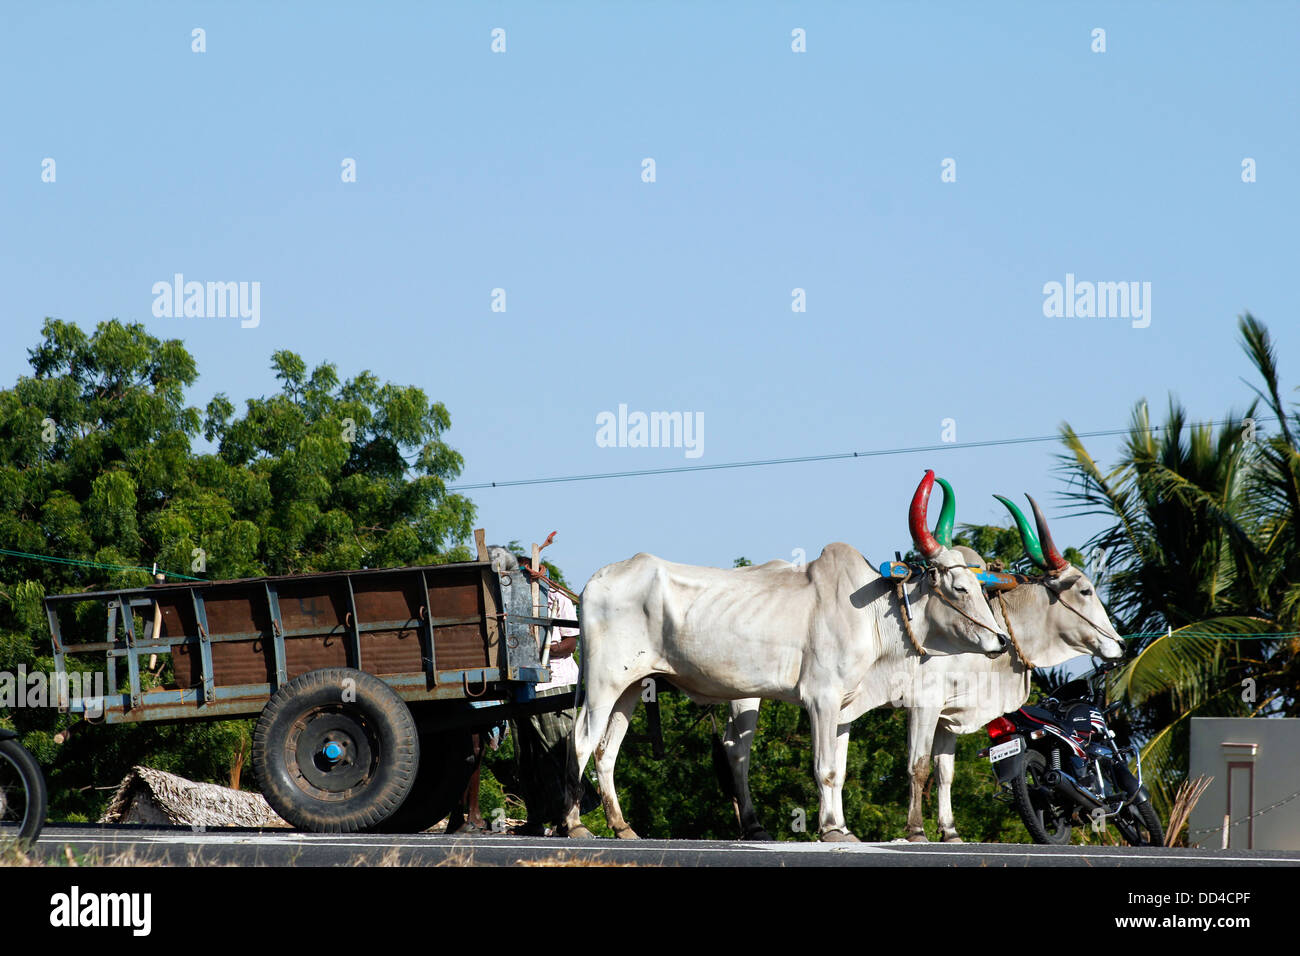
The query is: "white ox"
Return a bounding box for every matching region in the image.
[562,470,1010,841]
[721,487,1124,842]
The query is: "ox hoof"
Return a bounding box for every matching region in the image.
[742,828,774,842]
[820,829,860,843]
[564,824,594,839]
[941,832,964,844]
[905,831,930,843]
[614,826,640,840]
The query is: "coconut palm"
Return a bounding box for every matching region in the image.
[1053,314,1299,818]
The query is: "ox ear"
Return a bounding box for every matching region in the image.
[925,566,940,588]
[1043,566,1080,593]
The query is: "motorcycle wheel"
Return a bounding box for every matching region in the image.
[1113,798,1164,847]
[0,738,47,847]
[1012,750,1072,845]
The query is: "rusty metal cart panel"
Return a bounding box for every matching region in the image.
[45,561,561,725]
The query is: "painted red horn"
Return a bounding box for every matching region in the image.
[1025,494,1069,573]
[909,469,943,559]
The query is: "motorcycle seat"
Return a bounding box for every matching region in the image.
[1018,704,1058,724]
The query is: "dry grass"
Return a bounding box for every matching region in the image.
[0,840,40,867]
[516,850,639,867]
[3,831,643,868]
[346,846,415,867]
[1166,775,1214,847]
[0,840,170,867]
[0,837,251,868]
[434,846,478,867]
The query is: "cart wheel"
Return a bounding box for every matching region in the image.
[252,668,419,832]
[374,729,479,833]
[0,737,47,847]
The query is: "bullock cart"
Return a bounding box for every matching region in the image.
[44,532,577,832]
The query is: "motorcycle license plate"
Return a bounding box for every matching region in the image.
[988,738,1022,763]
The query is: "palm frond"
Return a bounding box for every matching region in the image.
[1111,620,1259,709]
[1135,682,1250,818]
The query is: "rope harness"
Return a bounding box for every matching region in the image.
[995,591,1036,671]
[993,573,1118,671]
[894,582,927,656]
[930,583,1006,636]
[894,563,1005,657]
[1051,585,1118,643]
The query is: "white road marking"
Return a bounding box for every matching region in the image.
[743,843,1300,864]
[36,832,1300,863]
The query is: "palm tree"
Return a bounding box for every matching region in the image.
[1054,314,1299,818]
[1235,315,1300,703]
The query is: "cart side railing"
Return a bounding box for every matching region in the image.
[46,560,564,725]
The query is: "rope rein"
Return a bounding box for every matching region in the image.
[894,582,928,657]
[995,591,1036,671]
[929,585,1004,635]
[1051,586,1118,642]
[893,566,1003,657]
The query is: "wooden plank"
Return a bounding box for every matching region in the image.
[265,582,288,689]
[480,566,502,671]
[474,528,488,562]
[532,542,548,668]
[420,570,438,686]
[345,576,362,669]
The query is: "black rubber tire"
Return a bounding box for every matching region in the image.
[1114,798,1165,847]
[0,738,46,847]
[373,729,478,833]
[252,668,419,833]
[1012,750,1073,845]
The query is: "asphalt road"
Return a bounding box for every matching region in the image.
[27,825,1300,867]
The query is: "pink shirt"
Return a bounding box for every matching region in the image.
[537,587,579,690]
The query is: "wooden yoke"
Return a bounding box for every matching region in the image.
[975,569,1026,592]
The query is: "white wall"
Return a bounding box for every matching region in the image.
[1188,717,1300,851]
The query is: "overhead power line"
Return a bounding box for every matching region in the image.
[448,415,1275,492]
[0,548,204,582]
[1124,631,1298,641]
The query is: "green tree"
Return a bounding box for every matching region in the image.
[0,318,475,819]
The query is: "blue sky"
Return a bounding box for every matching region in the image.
[2,1,1297,587]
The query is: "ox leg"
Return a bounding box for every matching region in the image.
[906,708,940,842]
[832,719,852,833]
[933,726,962,843]
[563,673,630,837]
[724,699,771,840]
[808,696,856,841]
[593,683,644,838]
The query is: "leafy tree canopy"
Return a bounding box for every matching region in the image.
[0,318,475,818]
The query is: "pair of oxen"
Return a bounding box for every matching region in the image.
[561,469,1123,842]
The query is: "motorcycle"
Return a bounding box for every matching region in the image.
[978,661,1164,846]
[0,728,46,847]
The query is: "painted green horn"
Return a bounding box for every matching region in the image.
[993,494,1046,568]
[934,477,956,547]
